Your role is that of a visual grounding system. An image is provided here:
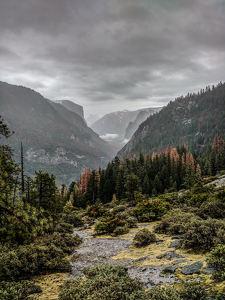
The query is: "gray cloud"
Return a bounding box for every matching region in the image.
[0,0,225,117]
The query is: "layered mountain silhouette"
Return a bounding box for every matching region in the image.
[90,107,161,147]
[118,82,225,158]
[55,100,85,120]
[0,81,116,185]
[86,114,100,126]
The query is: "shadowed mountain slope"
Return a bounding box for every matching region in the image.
[0,81,114,185]
[118,82,225,158]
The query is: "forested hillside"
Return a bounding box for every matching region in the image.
[0,81,114,184]
[67,134,225,208]
[118,82,225,158]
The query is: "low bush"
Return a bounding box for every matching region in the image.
[58,264,145,300]
[0,280,41,300]
[132,199,170,222]
[138,212,156,222]
[154,210,201,235]
[126,216,138,228]
[197,200,225,219]
[86,204,106,218]
[0,233,82,280]
[94,217,127,234]
[133,228,156,247]
[41,233,82,254]
[180,219,225,251]
[58,264,221,300]
[113,225,129,236]
[56,222,74,233]
[146,282,208,300]
[112,205,127,214]
[116,212,138,228]
[14,243,71,276]
[207,244,225,280]
[61,211,84,227]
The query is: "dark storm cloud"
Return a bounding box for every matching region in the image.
[0,0,225,116]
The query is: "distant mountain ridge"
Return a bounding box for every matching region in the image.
[90,107,162,147]
[55,100,85,120]
[0,81,115,185]
[86,114,100,126]
[118,82,225,158]
[124,107,162,140]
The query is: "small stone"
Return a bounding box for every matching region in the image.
[156,253,166,259]
[172,259,187,265]
[135,256,150,262]
[156,238,164,242]
[162,266,177,273]
[166,252,184,260]
[168,240,180,248]
[171,235,183,239]
[181,261,203,275]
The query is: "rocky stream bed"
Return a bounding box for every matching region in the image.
[69,223,217,290]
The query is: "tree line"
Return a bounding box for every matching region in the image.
[67,134,225,208]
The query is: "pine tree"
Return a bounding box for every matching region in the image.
[124,173,141,201]
[142,174,150,196]
[183,163,195,189]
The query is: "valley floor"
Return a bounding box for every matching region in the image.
[34,220,225,299]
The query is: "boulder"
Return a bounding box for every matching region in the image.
[181,262,203,275]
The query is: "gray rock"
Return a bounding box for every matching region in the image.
[168,240,180,248]
[186,277,204,283]
[156,253,166,259]
[162,266,177,273]
[172,259,187,265]
[171,235,183,240]
[135,256,150,262]
[166,252,184,260]
[181,262,203,275]
[156,238,164,243]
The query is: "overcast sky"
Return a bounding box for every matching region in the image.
[1,0,225,118]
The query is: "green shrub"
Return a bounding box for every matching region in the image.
[94,217,127,234]
[207,244,225,280]
[117,211,130,220]
[0,234,78,280]
[0,280,41,300]
[180,219,225,251]
[133,228,156,247]
[0,245,21,280]
[126,216,138,228]
[56,222,74,233]
[216,187,225,202]
[58,264,219,300]
[116,211,138,228]
[198,200,225,219]
[58,264,146,300]
[112,205,127,214]
[86,204,106,218]
[146,282,208,300]
[132,199,170,222]
[61,212,84,227]
[16,243,71,275]
[154,210,201,235]
[41,233,82,254]
[138,212,156,222]
[113,225,130,236]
